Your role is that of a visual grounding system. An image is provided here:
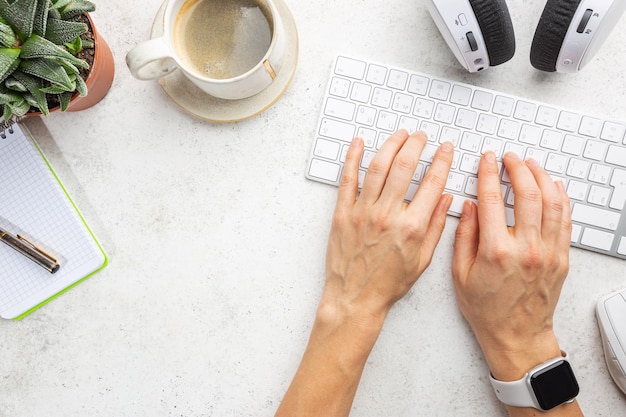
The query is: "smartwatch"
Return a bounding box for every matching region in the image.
[489,351,579,410]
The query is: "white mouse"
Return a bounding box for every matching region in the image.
[596,288,626,394]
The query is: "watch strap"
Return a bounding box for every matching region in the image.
[489,351,570,409]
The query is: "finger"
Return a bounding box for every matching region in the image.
[476,151,508,243]
[419,193,454,263]
[524,158,564,244]
[378,131,427,204]
[503,152,543,235]
[359,130,410,203]
[555,180,573,253]
[452,200,479,284]
[407,141,454,217]
[335,137,364,211]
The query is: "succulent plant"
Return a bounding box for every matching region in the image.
[0,0,96,119]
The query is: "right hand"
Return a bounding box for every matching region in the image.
[451,151,572,381]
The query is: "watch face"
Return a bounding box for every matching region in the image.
[530,360,580,410]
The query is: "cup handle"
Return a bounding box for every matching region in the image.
[126,37,178,80]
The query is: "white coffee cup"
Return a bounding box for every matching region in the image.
[126,0,286,100]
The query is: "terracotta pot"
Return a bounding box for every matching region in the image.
[25,13,115,116]
[66,13,115,112]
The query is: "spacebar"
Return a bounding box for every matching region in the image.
[571,204,621,231]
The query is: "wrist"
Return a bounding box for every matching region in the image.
[479,332,562,381]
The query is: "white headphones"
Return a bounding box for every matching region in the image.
[426,0,626,73]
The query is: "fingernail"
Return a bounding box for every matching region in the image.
[484,151,496,163]
[462,200,474,217]
[504,151,520,161]
[526,157,539,167]
[440,141,454,153]
[351,137,363,147]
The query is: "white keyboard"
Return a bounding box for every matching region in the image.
[306,55,626,259]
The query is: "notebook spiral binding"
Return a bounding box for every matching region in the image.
[0,117,20,139]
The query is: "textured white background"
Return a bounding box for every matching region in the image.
[1,0,626,416]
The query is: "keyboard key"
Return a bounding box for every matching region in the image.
[601,121,626,143]
[583,140,607,161]
[581,228,614,251]
[498,119,520,140]
[567,180,588,200]
[545,153,568,174]
[356,127,377,148]
[588,163,611,184]
[408,74,429,95]
[376,111,398,131]
[566,158,590,179]
[329,77,351,98]
[460,154,481,174]
[309,159,341,182]
[514,101,536,122]
[471,90,493,111]
[448,194,477,216]
[366,64,387,85]
[325,97,356,121]
[335,57,366,79]
[434,103,456,124]
[456,108,478,130]
[314,138,341,160]
[557,111,580,132]
[609,169,626,210]
[450,85,472,106]
[606,145,626,167]
[351,82,372,102]
[482,137,504,157]
[618,237,626,255]
[540,130,563,150]
[371,87,392,108]
[420,121,439,142]
[440,126,461,146]
[519,124,541,145]
[356,105,376,126]
[493,95,514,117]
[572,204,621,230]
[320,118,355,142]
[460,132,482,153]
[413,98,435,118]
[387,69,408,90]
[361,150,376,169]
[476,113,498,135]
[536,105,558,127]
[429,80,451,100]
[445,172,466,192]
[579,116,603,137]
[525,148,547,167]
[561,135,584,155]
[588,185,611,206]
[397,116,419,134]
[392,93,414,114]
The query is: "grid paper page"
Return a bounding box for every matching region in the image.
[0,124,105,319]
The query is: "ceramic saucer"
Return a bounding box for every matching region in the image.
[150,0,299,122]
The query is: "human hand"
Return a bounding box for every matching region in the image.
[320,130,454,330]
[452,151,572,381]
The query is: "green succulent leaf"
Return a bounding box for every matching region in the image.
[0,0,39,42]
[19,57,73,91]
[45,17,86,45]
[75,68,86,96]
[0,48,20,84]
[5,76,27,92]
[63,35,81,55]
[58,90,72,110]
[0,21,16,47]
[33,0,49,37]
[57,0,95,20]
[20,34,88,69]
[50,0,73,10]
[11,70,48,114]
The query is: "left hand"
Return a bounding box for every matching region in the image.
[320,129,455,328]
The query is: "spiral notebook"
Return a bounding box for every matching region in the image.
[0,122,107,320]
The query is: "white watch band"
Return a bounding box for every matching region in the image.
[489,351,570,409]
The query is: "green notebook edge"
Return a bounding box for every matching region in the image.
[11,123,108,321]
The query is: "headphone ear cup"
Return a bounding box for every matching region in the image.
[530,0,582,72]
[468,0,516,66]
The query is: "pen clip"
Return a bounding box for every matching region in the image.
[17,234,58,263]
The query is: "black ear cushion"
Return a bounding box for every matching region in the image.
[531,0,582,72]
[468,0,516,66]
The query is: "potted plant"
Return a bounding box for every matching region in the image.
[0,0,114,120]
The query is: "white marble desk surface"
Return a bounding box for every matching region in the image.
[2,0,626,416]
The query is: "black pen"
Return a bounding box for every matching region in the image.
[0,227,60,273]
